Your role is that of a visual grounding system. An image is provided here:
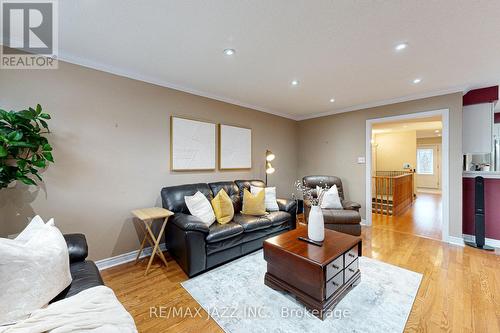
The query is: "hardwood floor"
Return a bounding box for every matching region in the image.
[101,217,500,332]
[372,192,442,240]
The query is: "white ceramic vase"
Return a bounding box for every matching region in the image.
[308,205,325,242]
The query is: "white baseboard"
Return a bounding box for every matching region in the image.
[446,236,465,247]
[447,234,500,248]
[95,243,167,271]
[360,218,368,226]
[462,234,500,248]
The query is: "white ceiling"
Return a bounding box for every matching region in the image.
[56,1,500,120]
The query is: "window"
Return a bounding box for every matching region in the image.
[417,148,433,174]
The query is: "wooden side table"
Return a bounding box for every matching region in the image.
[131,207,174,275]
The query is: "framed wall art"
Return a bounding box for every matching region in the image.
[218,124,252,170]
[170,116,216,171]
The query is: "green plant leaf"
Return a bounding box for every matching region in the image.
[42,151,54,162]
[17,159,27,170]
[1,105,53,187]
[0,109,8,121]
[39,119,49,129]
[9,142,36,148]
[33,158,46,168]
[19,176,36,186]
[7,131,23,141]
[17,109,35,120]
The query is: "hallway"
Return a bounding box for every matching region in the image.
[372,192,442,240]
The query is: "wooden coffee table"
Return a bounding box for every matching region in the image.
[263,224,362,319]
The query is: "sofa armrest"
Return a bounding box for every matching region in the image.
[277,198,297,215]
[63,233,88,263]
[170,213,210,234]
[277,198,297,229]
[342,200,361,211]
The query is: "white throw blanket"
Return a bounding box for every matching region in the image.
[0,286,137,333]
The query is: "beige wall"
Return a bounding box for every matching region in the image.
[374,131,417,171]
[0,61,298,260]
[297,93,463,237]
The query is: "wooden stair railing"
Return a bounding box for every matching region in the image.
[372,171,414,216]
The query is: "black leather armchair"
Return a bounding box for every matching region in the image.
[302,175,362,236]
[162,180,296,277]
[50,234,104,303]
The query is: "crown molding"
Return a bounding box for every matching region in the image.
[295,86,467,121]
[56,50,299,121]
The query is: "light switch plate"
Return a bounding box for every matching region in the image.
[357,157,366,164]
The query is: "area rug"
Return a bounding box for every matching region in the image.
[181,250,422,333]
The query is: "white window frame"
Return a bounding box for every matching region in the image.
[417,148,434,175]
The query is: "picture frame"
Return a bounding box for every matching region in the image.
[170,116,216,171]
[218,124,252,170]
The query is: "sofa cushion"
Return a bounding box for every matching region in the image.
[208,181,241,212]
[206,222,244,244]
[241,189,266,216]
[322,209,361,225]
[235,180,265,204]
[233,214,273,232]
[266,211,291,226]
[211,189,234,224]
[161,183,213,214]
[205,223,289,256]
[0,218,72,325]
[185,191,216,226]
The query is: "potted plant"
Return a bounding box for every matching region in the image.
[0,105,54,189]
[295,180,328,241]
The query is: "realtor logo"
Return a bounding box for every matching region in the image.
[1,0,58,69]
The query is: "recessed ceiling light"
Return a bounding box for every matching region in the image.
[437,134,442,137]
[403,125,409,128]
[223,48,235,56]
[329,98,335,103]
[395,43,408,51]
[291,80,299,86]
[413,78,422,84]
[434,129,440,133]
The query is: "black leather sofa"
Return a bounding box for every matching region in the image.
[161,179,297,277]
[50,233,104,303]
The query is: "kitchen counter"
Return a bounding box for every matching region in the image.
[463,171,500,179]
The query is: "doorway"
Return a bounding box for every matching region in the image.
[365,109,450,242]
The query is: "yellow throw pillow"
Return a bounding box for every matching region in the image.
[211,189,234,224]
[242,188,266,216]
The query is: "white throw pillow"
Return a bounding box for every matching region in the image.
[0,218,72,325]
[184,191,216,226]
[14,215,45,244]
[250,186,279,212]
[317,185,343,209]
